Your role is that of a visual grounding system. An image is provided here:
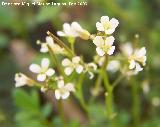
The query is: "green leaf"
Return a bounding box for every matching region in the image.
[41,103,52,118]
[13,89,40,111]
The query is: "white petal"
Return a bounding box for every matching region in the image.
[41,58,50,68]
[88,72,94,79]
[29,64,41,73]
[72,56,81,64]
[37,74,46,81]
[55,90,61,100]
[121,43,133,56]
[135,63,143,72]
[88,63,97,70]
[105,36,115,46]
[100,16,109,24]
[76,65,83,74]
[93,36,104,46]
[46,36,54,45]
[62,58,71,66]
[96,22,104,31]
[96,47,105,56]
[71,22,82,32]
[63,23,77,36]
[136,47,146,58]
[40,43,48,53]
[129,60,136,69]
[65,83,75,92]
[105,28,115,34]
[45,68,55,76]
[107,46,115,55]
[61,91,70,99]
[110,18,119,29]
[57,80,65,88]
[57,31,66,36]
[107,60,120,73]
[64,67,74,75]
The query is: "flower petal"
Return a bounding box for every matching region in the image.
[105,28,115,34]
[37,74,46,81]
[96,47,105,56]
[107,46,115,55]
[129,60,136,69]
[110,18,119,29]
[57,31,66,36]
[100,16,109,24]
[40,43,48,53]
[63,23,77,37]
[136,47,146,58]
[71,22,82,32]
[135,63,143,72]
[72,56,81,64]
[76,65,83,74]
[62,58,71,66]
[45,68,55,76]
[93,36,104,47]
[105,36,115,46]
[29,64,41,73]
[96,22,104,31]
[64,67,74,75]
[61,91,70,99]
[55,90,61,100]
[57,80,65,88]
[46,36,54,45]
[65,83,75,92]
[41,58,50,68]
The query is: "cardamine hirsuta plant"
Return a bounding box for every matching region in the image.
[14,16,147,124]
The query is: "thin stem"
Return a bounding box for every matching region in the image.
[47,31,74,57]
[101,55,115,126]
[76,73,88,113]
[131,78,141,127]
[112,74,124,88]
[89,75,102,102]
[58,100,66,127]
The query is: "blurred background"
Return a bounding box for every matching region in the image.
[0,0,160,127]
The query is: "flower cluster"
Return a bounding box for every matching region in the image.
[14,16,147,100]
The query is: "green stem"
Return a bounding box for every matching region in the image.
[47,31,74,57]
[76,73,88,113]
[89,75,102,102]
[58,100,66,127]
[48,46,65,77]
[112,74,124,88]
[131,78,140,127]
[101,55,115,126]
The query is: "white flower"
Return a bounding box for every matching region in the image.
[96,16,119,34]
[128,47,147,73]
[93,36,115,56]
[84,62,97,79]
[15,73,32,87]
[107,60,120,73]
[57,22,90,40]
[40,36,64,54]
[62,56,83,75]
[29,58,55,81]
[121,42,133,56]
[55,79,75,100]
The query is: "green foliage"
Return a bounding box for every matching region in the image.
[13,89,53,127]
